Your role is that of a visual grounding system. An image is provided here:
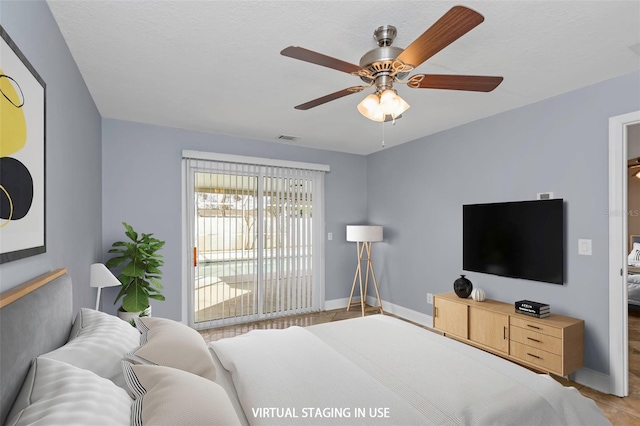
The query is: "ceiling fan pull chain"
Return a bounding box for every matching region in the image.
[382,120,386,148]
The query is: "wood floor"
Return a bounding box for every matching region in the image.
[200,307,640,425]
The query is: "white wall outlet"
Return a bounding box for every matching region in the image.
[327,232,333,241]
[578,239,592,256]
[427,293,433,304]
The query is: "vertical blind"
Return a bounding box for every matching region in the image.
[184,152,326,328]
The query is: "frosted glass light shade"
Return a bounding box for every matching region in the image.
[90,263,121,288]
[379,89,400,115]
[357,90,409,122]
[636,170,640,179]
[357,94,380,119]
[346,225,383,242]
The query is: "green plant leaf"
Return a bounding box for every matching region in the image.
[149,294,166,301]
[149,277,163,289]
[122,285,149,313]
[105,257,127,268]
[122,260,146,277]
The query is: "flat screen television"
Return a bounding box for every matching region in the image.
[463,199,564,284]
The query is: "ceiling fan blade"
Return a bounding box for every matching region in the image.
[281,46,361,74]
[407,74,503,92]
[294,86,365,110]
[629,157,640,168]
[397,6,484,68]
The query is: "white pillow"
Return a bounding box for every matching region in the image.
[6,357,131,426]
[41,308,140,389]
[122,362,240,426]
[629,243,640,264]
[126,316,216,381]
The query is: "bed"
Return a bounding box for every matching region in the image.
[0,268,610,425]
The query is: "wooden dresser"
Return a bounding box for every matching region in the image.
[433,292,584,376]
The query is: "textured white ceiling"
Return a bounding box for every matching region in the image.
[46,1,640,155]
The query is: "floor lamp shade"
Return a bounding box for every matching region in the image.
[346,225,383,242]
[90,263,121,311]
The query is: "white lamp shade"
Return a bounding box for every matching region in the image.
[90,263,121,288]
[346,225,383,242]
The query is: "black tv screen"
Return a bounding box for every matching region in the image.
[463,199,564,284]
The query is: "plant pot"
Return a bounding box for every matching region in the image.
[117,306,151,324]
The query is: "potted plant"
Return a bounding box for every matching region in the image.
[106,222,165,323]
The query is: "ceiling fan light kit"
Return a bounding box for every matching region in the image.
[281,5,504,124]
[357,89,410,122]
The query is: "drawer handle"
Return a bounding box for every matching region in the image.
[527,324,542,330]
[503,326,507,339]
[527,352,541,359]
[527,337,541,343]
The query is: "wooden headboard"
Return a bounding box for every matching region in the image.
[0,268,73,425]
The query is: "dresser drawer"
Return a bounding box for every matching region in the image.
[510,325,562,355]
[510,316,562,338]
[510,341,562,373]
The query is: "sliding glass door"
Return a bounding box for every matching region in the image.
[185,156,323,329]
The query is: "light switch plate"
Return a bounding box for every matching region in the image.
[578,239,592,256]
[328,232,333,241]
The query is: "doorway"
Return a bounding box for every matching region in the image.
[608,112,640,397]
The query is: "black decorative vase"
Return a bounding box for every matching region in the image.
[453,274,473,298]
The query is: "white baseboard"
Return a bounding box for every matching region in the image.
[324,297,354,311]
[572,367,614,395]
[366,296,433,327]
[324,296,433,328]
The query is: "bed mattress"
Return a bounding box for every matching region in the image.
[209,314,609,425]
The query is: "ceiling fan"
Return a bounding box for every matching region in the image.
[281,5,503,122]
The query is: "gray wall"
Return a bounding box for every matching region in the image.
[101,119,367,320]
[0,1,102,312]
[367,70,640,375]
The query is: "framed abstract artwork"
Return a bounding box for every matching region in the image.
[0,26,46,264]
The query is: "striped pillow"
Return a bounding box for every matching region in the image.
[41,308,141,389]
[6,357,131,426]
[122,362,240,426]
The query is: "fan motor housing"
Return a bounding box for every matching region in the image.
[358,25,410,85]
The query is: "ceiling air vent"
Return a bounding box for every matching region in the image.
[278,135,299,141]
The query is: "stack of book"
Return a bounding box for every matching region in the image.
[515,300,550,318]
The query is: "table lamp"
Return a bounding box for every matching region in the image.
[90,263,121,311]
[346,225,384,316]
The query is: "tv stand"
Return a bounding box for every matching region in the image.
[433,292,584,376]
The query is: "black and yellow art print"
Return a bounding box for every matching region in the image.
[0,26,46,264]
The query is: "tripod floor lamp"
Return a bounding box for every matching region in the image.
[346,225,384,317]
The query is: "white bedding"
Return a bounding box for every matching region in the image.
[629,273,640,305]
[210,315,609,426]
